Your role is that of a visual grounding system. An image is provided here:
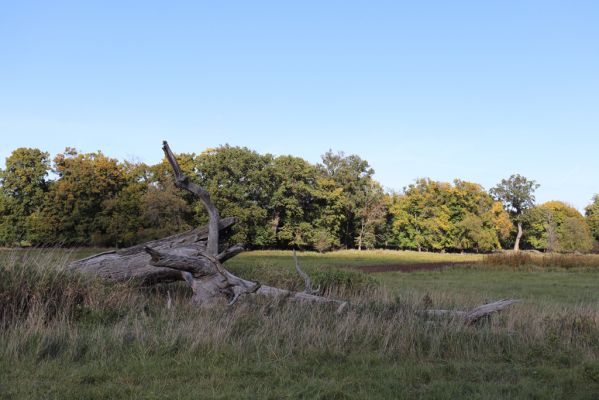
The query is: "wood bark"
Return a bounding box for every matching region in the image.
[422,299,520,325]
[514,221,523,252]
[68,217,236,284]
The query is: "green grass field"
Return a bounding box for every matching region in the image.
[228,250,599,307]
[2,249,599,399]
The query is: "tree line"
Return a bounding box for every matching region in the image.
[1,146,597,253]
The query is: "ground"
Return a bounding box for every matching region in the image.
[1,249,599,399]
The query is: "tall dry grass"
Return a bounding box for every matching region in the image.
[1,249,599,366]
[483,251,599,270]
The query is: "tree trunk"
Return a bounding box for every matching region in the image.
[514,221,523,251]
[357,220,364,250]
[68,217,237,284]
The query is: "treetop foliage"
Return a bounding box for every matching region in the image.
[0,146,596,253]
[490,174,540,217]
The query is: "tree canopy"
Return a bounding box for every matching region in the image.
[585,195,599,243]
[0,146,595,253]
[525,201,594,253]
[0,148,50,245]
[388,179,511,252]
[490,174,540,251]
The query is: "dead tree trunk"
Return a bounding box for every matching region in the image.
[421,299,521,325]
[69,141,517,320]
[68,217,237,284]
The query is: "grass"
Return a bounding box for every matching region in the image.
[378,268,599,307]
[227,249,483,269]
[2,248,599,399]
[484,251,599,270]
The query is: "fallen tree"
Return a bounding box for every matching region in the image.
[69,141,518,322]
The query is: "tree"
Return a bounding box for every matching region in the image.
[320,150,377,249]
[585,195,599,243]
[389,179,451,252]
[268,156,320,247]
[354,181,386,250]
[490,174,539,251]
[40,148,127,245]
[0,148,50,245]
[309,176,345,251]
[388,179,510,252]
[95,161,148,247]
[191,145,275,246]
[525,201,593,253]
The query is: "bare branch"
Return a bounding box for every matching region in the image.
[464,299,521,325]
[421,298,520,324]
[293,250,321,295]
[145,246,216,276]
[162,140,220,256]
[257,284,348,312]
[217,244,245,263]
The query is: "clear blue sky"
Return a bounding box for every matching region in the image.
[1,1,598,210]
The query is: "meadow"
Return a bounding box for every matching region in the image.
[1,249,599,399]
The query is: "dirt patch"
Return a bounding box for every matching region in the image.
[353,262,472,273]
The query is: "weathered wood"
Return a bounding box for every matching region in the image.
[293,249,320,295]
[464,299,520,324]
[163,141,220,256]
[144,245,346,310]
[68,217,235,284]
[422,298,520,324]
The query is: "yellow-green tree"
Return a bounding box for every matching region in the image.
[388,179,511,252]
[490,174,540,251]
[37,148,127,245]
[0,148,50,245]
[320,150,379,249]
[525,201,593,253]
[585,195,599,243]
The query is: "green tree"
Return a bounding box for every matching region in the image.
[388,179,450,251]
[137,180,193,242]
[320,150,377,249]
[0,148,50,245]
[40,148,127,245]
[309,176,346,251]
[192,145,275,246]
[525,201,593,253]
[269,155,323,248]
[95,161,149,247]
[585,195,599,243]
[354,181,386,250]
[490,174,539,251]
[388,179,510,252]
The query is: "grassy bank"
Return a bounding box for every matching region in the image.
[1,249,599,399]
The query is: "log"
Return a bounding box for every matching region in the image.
[421,298,520,325]
[68,217,236,284]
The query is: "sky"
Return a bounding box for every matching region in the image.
[1,1,598,210]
